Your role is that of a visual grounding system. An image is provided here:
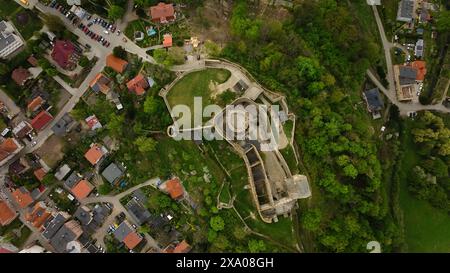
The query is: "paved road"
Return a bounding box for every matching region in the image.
[368,6,450,116]
[81,178,161,252]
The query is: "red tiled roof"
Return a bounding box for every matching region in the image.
[11,68,31,86]
[34,168,47,182]
[106,54,128,73]
[150,2,175,23]
[25,202,51,228]
[84,144,104,165]
[51,40,76,69]
[123,232,143,250]
[0,138,19,162]
[85,115,101,129]
[163,34,172,48]
[12,187,33,209]
[166,178,184,200]
[126,74,149,96]
[31,111,53,131]
[71,179,94,200]
[173,240,191,253]
[0,200,16,226]
[412,61,427,81]
[27,55,38,67]
[27,96,45,113]
[89,73,111,94]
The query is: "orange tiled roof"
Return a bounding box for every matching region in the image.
[12,188,33,209]
[412,61,427,81]
[0,138,19,162]
[34,168,47,182]
[71,179,94,200]
[106,54,128,73]
[123,232,143,250]
[173,240,191,253]
[166,178,184,200]
[84,144,104,165]
[126,74,149,96]
[27,96,44,113]
[0,200,16,226]
[25,202,51,228]
[163,34,172,48]
[150,2,175,23]
[11,68,31,86]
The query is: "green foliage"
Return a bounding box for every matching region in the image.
[209,216,225,232]
[134,136,157,154]
[248,239,266,253]
[301,209,322,232]
[78,56,89,67]
[113,46,127,59]
[108,5,125,21]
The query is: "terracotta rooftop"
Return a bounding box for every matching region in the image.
[173,240,192,253]
[150,2,175,23]
[27,55,38,67]
[163,34,172,48]
[106,54,128,73]
[84,144,105,165]
[34,168,47,182]
[411,60,427,81]
[166,178,184,200]
[0,138,19,162]
[89,73,111,94]
[0,200,16,226]
[27,96,45,113]
[123,231,143,250]
[31,111,53,131]
[12,187,34,209]
[51,40,76,69]
[71,179,94,200]
[25,202,51,228]
[126,74,149,96]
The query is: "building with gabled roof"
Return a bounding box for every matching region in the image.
[11,67,32,86]
[396,0,415,22]
[12,187,34,209]
[411,60,426,81]
[160,178,185,200]
[363,88,384,119]
[31,111,53,131]
[49,220,83,253]
[42,212,70,240]
[0,200,17,226]
[34,168,47,182]
[106,54,128,74]
[89,73,112,94]
[163,34,172,48]
[27,96,45,113]
[126,74,149,96]
[70,179,94,200]
[0,21,25,59]
[25,201,52,229]
[84,143,107,166]
[85,115,102,130]
[51,40,78,70]
[150,2,176,24]
[113,220,143,250]
[0,138,22,165]
[12,121,33,139]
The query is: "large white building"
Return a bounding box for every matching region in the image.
[0,21,24,59]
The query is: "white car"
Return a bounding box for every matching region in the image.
[31,141,37,146]
[104,30,109,35]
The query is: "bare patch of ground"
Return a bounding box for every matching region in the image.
[35,135,65,168]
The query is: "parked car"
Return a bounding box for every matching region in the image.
[87,22,93,27]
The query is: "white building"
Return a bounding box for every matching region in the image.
[0,21,25,59]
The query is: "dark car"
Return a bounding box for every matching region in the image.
[87,22,93,27]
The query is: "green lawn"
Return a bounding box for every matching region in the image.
[398,121,450,252]
[166,68,231,126]
[0,0,21,18]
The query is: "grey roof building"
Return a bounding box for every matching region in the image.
[74,206,93,226]
[49,220,83,253]
[415,39,424,58]
[396,0,415,22]
[64,172,82,189]
[102,163,124,185]
[113,220,133,242]
[42,213,69,240]
[54,164,71,181]
[363,88,384,112]
[52,113,76,136]
[126,199,151,225]
[0,21,24,58]
[399,66,417,85]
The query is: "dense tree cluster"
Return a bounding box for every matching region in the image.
[220,0,400,252]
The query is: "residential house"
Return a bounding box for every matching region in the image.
[85,115,102,130]
[113,220,143,250]
[70,179,94,200]
[27,96,45,113]
[11,187,34,209]
[0,200,17,226]
[34,168,47,182]
[89,73,112,94]
[9,157,31,176]
[27,55,38,67]
[101,162,125,185]
[49,220,83,253]
[106,54,128,74]
[19,245,50,253]
[51,40,79,71]
[54,164,71,181]
[396,0,415,22]
[11,67,32,86]
[125,199,151,225]
[31,111,53,131]
[126,74,149,96]
[52,113,76,137]
[160,178,185,201]
[64,172,82,190]
[0,21,24,58]
[84,143,107,166]
[394,65,417,101]
[411,60,427,82]
[163,34,172,48]
[415,39,424,58]
[150,2,176,24]
[0,138,23,166]
[12,121,33,139]
[74,206,93,226]
[163,240,192,253]
[42,212,70,240]
[24,201,52,229]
